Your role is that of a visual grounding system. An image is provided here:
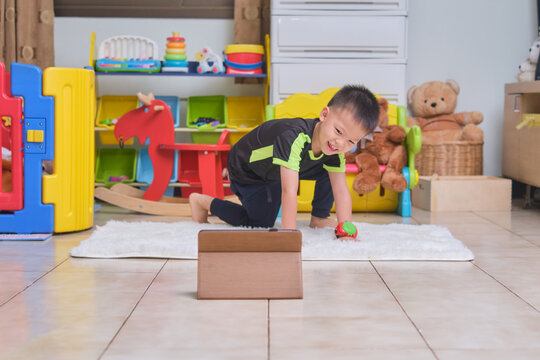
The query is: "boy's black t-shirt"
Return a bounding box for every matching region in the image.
[227,117,345,185]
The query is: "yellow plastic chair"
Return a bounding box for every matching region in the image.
[265,88,421,216]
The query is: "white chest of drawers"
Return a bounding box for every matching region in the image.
[270,0,408,104]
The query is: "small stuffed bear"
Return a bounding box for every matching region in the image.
[345,97,408,195]
[516,37,540,82]
[1,159,11,192]
[407,79,484,144]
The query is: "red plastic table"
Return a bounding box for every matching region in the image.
[161,130,231,199]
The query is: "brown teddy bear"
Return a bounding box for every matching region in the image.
[1,159,11,192]
[345,97,408,195]
[407,79,484,144]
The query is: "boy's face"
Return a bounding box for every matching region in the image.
[316,106,369,156]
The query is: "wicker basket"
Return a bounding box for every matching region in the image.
[416,141,483,176]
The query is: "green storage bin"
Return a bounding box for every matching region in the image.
[95,148,137,185]
[186,95,227,144]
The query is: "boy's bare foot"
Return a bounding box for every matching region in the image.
[189,193,213,223]
[310,216,338,229]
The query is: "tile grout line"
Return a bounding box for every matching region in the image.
[370,261,440,360]
[98,259,168,360]
[472,262,540,314]
[267,300,271,360]
[474,211,540,248]
[471,212,540,313]
[0,258,69,308]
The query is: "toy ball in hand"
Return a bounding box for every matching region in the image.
[335,221,358,239]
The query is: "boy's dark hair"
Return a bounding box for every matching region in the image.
[327,84,380,133]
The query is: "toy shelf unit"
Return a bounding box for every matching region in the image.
[503,81,540,207]
[95,94,180,187]
[91,33,270,199]
[93,93,265,199]
[0,62,95,235]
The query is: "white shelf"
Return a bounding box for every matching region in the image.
[94,127,249,133]
[95,182,231,188]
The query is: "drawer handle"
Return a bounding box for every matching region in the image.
[280,49,399,55]
[278,1,401,7]
[513,95,521,113]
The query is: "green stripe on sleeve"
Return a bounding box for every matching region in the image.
[309,150,323,160]
[249,145,274,162]
[272,133,310,172]
[324,153,345,172]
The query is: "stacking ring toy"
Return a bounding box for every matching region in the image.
[166,48,186,55]
[167,42,186,49]
[164,54,187,61]
[166,36,185,42]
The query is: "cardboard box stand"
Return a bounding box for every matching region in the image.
[197,230,303,299]
[412,176,511,212]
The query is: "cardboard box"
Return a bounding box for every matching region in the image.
[503,82,540,187]
[412,176,511,212]
[197,230,303,299]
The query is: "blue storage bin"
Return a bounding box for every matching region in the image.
[136,148,178,184]
[139,95,180,145]
[139,186,175,197]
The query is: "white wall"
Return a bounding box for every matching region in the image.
[407,0,537,176]
[55,0,537,175]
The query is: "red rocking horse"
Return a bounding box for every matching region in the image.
[95,92,235,216]
[114,92,175,201]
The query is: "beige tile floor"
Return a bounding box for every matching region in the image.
[1,201,539,360]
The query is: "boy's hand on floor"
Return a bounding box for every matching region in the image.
[334,221,358,240]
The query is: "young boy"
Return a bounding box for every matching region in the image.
[189,85,379,235]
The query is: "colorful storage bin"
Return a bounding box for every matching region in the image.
[95,148,137,185]
[138,95,180,146]
[226,97,265,145]
[95,96,139,145]
[186,95,227,144]
[138,95,180,128]
[224,44,264,75]
[136,148,178,184]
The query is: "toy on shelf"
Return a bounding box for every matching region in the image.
[186,95,227,144]
[94,93,234,217]
[195,47,225,74]
[224,44,264,75]
[109,175,129,182]
[0,61,95,235]
[195,117,220,128]
[95,35,161,73]
[162,32,189,73]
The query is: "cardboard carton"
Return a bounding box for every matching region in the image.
[503,82,540,187]
[197,230,303,299]
[412,176,511,212]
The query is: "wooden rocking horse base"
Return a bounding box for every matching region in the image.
[95,183,191,216]
[95,183,240,217]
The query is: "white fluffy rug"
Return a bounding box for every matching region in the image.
[70,220,474,261]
